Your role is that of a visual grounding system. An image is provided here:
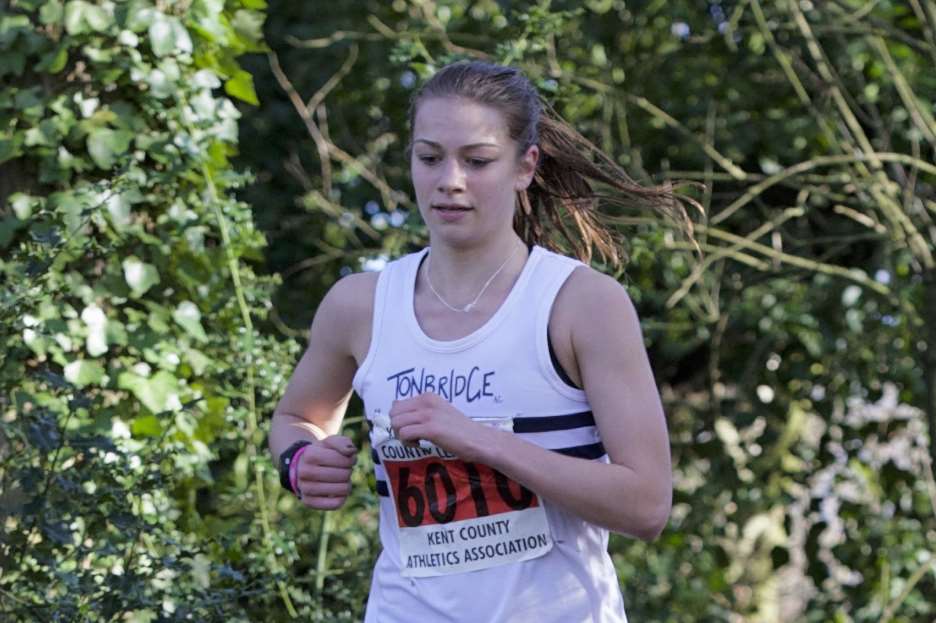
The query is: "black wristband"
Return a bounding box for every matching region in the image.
[278,440,313,494]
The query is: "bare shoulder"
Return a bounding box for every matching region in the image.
[318,270,379,315]
[552,264,640,339]
[312,270,380,364]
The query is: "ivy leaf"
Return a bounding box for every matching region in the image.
[118,370,181,414]
[87,127,132,169]
[192,69,221,89]
[81,304,108,356]
[122,256,160,297]
[148,17,173,56]
[64,1,109,33]
[190,0,227,43]
[0,134,24,163]
[224,69,259,106]
[231,9,264,43]
[194,0,224,14]
[63,1,88,34]
[65,0,99,35]
[124,610,158,623]
[149,15,192,57]
[24,127,48,147]
[36,44,69,74]
[105,192,132,231]
[82,3,110,31]
[126,2,157,32]
[172,301,208,342]
[131,413,162,436]
[63,359,106,387]
[40,1,64,25]
[189,554,212,589]
[147,67,176,99]
[184,347,212,376]
[0,216,24,248]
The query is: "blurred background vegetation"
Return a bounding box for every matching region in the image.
[2,0,935,621]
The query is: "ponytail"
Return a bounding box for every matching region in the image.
[411,61,701,268]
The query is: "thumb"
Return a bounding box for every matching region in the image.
[321,435,357,457]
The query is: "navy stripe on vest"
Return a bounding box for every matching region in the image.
[371,410,596,441]
[376,480,389,497]
[553,442,606,460]
[371,447,380,465]
[512,410,596,434]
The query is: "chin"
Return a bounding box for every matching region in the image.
[429,230,480,249]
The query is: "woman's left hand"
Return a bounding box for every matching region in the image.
[389,393,492,462]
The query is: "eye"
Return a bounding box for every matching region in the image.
[467,158,492,168]
[416,154,439,165]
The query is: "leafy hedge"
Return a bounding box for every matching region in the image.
[0,0,335,619]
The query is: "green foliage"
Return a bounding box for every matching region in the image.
[236,1,936,621]
[3,0,935,621]
[0,0,316,619]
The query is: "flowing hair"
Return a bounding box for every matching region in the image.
[407,60,701,267]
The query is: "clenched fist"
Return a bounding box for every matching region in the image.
[295,435,357,510]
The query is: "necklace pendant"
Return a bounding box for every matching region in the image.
[426,244,522,316]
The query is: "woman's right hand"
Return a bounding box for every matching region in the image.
[295,435,358,510]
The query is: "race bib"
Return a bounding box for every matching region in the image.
[376,437,553,577]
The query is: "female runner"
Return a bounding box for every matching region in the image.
[269,60,695,622]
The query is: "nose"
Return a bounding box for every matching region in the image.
[437,157,466,194]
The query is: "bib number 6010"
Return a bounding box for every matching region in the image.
[391,460,535,528]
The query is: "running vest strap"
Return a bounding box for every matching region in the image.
[353,245,628,623]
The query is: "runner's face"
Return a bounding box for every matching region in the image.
[411,97,537,248]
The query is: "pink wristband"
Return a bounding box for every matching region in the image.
[289,444,311,497]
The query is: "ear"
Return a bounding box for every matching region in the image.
[514,145,539,191]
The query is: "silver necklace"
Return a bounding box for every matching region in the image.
[425,244,522,313]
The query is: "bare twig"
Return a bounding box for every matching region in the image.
[789,0,881,169]
[907,0,936,66]
[627,94,748,181]
[285,31,383,49]
[697,223,894,297]
[710,152,936,225]
[868,35,936,146]
[568,74,748,180]
[307,43,359,113]
[749,0,852,155]
[880,556,936,623]
[268,50,414,212]
[268,49,334,197]
[666,207,805,309]
[413,0,489,58]
[832,204,888,234]
[303,189,381,241]
[281,250,347,280]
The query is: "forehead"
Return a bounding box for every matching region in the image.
[413,97,511,148]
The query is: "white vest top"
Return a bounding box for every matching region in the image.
[352,246,628,623]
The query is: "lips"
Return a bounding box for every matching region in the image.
[432,204,472,211]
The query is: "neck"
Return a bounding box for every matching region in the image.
[425,234,527,304]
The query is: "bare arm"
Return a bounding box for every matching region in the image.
[390,268,672,539]
[268,272,377,507]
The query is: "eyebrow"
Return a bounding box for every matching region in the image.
[413,139,500,149]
